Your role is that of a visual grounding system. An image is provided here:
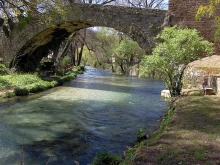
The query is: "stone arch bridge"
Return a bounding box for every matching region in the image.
[0,3,166,71]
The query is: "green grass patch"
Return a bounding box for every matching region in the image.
[0,77,10,90]
[14,86,29,96]
[92,151,121,165]
[146,103,175,146]
[0,74,58,97]
[2,92,15,98]
[0,64,9,75]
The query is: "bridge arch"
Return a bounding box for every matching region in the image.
[0,3,166,70]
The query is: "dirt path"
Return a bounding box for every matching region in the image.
[131,95,220,164]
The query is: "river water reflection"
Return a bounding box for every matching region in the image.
[0,67,167,165]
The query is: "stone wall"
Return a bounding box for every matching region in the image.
[182,66,208,89]
[169,0,220,53]
[0,3,166,66]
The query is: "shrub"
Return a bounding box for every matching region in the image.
[77,70,83,74]
[34,83,47,91]
[76,65,85,71]
[27,81,58,93]
[50,80,58,87]
[0,77,10,90]
[63,73,76,81]
[92,151,121,165]
[2,92,15,98]
[0,64,9,75]
[14,86,29,96]
[28,84,39,93]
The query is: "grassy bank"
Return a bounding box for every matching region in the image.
[122,95,220,164]
[0,65,84,98]
[0,74,58,97]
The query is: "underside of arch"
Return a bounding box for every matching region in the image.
[13,21,103,72]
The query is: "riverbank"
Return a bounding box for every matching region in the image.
[0,66,84,98]
[123,95,220,164]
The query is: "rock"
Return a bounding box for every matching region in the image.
[161,90,171,98]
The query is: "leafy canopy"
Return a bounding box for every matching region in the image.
[140,26,213,97]
[196,0,220,41]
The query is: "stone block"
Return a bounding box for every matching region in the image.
[161,90,171,98]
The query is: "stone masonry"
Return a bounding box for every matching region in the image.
[169,0,220,53]
[0,3,166,66]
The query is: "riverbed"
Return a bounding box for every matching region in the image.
[0,67,167,165]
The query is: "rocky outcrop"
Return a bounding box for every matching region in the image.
[183,55,220,94]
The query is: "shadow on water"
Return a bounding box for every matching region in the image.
[65,76,163,96]
[0,98,166,165]
[0,67,168,165]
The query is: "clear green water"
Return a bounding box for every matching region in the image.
[0,67,167,165]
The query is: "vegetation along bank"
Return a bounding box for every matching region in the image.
[0,63,84,98]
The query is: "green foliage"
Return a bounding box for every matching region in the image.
[14,86,29,96]
[0,14,32,37]
[114,40,144,61]
[62,72,76,81]
[5,74,42,86]
[0,77,10,90]
[27,80,57,93]
[196,0,220,41]
[147,105,175,146]
[140,26,213,97]
[119,148,136,165]
[61,56,71,66]
[137,128,146,139]
[0,74,58,97]
[84,27,145,74]
[2,92,15,98]
[0,64,9,75]
[76,65,85,71]
[92,151,121,165]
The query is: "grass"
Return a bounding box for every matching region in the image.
[121,95,220,164]
[0,74,58,97]
[0,65,83,98]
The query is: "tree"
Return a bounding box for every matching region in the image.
[124,0,167,8]
[82,27,145,74]
[114,39,145,74]
[0,0,75,36]
[0,0,33,36]
[196,0,220,41]
[140,26,214,97]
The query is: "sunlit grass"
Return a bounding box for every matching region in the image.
[122,95,220,164]
[0,74,58,97]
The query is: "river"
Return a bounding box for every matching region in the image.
[0,67,167,165]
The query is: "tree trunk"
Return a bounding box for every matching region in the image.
[77,44,84,66]
[119,62,125,74]
[70,42,76,66]
[52,47,59,62]
[171,64,187,97]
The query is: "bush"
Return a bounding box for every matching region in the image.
[28,84,40,93]
[0,64,9,75]
[76,65,85,71]
[0,77,10,90]
[49,81,58,87]
[92,151,121,165]
[14,86,29,96]
[27,81,58,93]
[63,73,76,81]
[77,70,83,74]
[2,92,15,98]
